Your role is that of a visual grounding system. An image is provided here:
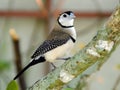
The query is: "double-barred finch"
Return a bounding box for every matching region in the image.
[14,11,76,80]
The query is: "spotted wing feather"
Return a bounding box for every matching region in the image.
[31,30,71,59]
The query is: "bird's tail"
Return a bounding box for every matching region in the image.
[13,57,45,80]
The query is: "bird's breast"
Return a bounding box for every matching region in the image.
[44,39,74,62]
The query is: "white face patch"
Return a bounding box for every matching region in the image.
[58,12,75,27]
[59,17,74,27]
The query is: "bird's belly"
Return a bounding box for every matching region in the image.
[44,40,74,62]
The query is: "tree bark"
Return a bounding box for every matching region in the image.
[28,6,120,90]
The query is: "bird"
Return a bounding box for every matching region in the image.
[13,11,76,80]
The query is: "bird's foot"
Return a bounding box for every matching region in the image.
[51,63,56,70]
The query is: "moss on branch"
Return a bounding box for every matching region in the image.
[28,6,120,90]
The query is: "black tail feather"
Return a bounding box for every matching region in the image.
[13,57,45,80]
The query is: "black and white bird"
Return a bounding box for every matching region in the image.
[14,11,76,80]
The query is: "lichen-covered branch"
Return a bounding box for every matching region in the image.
[28,6,120,90]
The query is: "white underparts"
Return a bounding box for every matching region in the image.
[44,39,74,62]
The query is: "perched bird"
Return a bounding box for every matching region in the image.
[14,11,76,80]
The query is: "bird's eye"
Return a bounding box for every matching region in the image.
[63,14,67,18]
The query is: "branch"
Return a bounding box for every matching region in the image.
[112,75,120,90]
[28,6,120,90]
[9,29,27,90]
[36,0,48,16]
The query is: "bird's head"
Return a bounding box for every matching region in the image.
[57,11,76,28]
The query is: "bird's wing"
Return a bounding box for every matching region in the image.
[31,30,71,59]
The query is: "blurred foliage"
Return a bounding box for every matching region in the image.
[6,80,19,90]
[0,60,10,71]
[62,88,73,90]
[116,64,120,70]
[0,42,7,59]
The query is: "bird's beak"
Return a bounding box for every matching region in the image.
[70,13,76,19]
